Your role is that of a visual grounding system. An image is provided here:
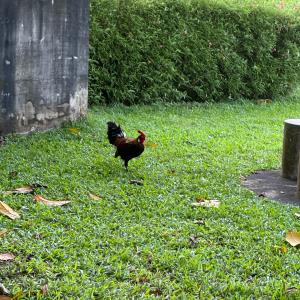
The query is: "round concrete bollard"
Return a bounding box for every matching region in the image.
[282,119,300,180]
[297,155,300,198]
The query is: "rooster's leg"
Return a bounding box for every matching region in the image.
[124,160,129,171]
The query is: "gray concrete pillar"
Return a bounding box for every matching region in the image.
[0,0,89,135]
[282,119,300,180]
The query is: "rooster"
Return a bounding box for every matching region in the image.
[107,122,146,170]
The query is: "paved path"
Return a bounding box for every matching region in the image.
[243,170,300,206]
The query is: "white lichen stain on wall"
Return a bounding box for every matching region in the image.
[25,101,35,120]
[69,88,88,121]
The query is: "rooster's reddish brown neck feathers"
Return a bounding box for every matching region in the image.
[107,122,146,170]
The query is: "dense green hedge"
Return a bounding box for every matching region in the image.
[89,0,300,105]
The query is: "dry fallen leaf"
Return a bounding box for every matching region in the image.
[256,99,272,104]
[191,199,220,208]
[68,127,81,134]
[40,284,49,296]
[295,213,300,218]
[285,231,300,247]
[149,287,163,296]
[0,230,8,238]
[0,253,15,261]
[3,184,48,196]
[0,201,20,220]
[0,296,12,300]
[34,195,70,206]
[275,245,288,254]
[145,141,158,149]
[89,193,103,201]
[11,186,34,194]
[136,276,150,284]
[279,245,288,254]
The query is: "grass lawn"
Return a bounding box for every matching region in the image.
[1,99,300,299]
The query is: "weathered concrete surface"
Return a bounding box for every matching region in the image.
[243,170,300,206]
[0,0,89,135]
[282,119,300,180]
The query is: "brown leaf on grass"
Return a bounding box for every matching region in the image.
[275,245,288,254]
[279,245,288,254]
[0,253,15,261]
[145,141,158,149]
[40,284,48,296]
[0,296,12,300]
[255,99,272,104]
[0,201,20,220]
[67,127,80,134]
[89,193,103,201]
[12,186,34,194]
[285,231,300,247]
[34,195,70,206]
[0,230,8,237]
[191,199,220,208]
[5,186,34,195]
[136,276,150,284]
[149,287,163,296]
[4,184,47,196]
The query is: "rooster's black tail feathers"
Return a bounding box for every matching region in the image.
[107,122,126,145]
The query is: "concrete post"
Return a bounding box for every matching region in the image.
[0,0,89,135]
[282,119,300,180]
[297,154,300,198]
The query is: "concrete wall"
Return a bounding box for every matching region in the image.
[0,0,89,135]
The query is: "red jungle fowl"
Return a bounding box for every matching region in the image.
[107,122,146,170]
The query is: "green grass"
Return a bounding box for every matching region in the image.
[1,100,300,299]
